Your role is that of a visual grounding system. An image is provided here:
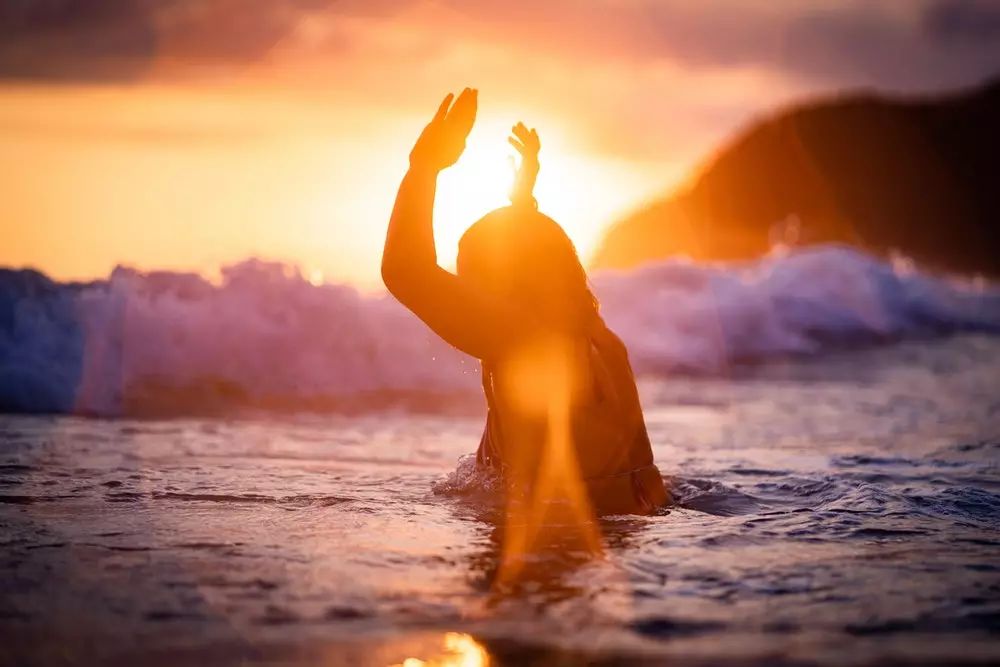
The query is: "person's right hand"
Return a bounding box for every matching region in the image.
[508,121,540,207]
[409,88,478,172]
[508,121,540,168]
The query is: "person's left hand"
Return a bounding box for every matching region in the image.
[409,88,478,172]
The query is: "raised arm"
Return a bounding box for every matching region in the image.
[382,89,527,359]
[382,90,474,285]
[508,121,540,209]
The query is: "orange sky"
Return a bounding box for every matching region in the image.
[2,1,995,289]
[0,81,685,289]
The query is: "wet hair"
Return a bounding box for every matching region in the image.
[457,206,602,335]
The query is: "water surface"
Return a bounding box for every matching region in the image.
[2,336,998,665]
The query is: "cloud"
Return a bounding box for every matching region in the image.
[446,0,1000,91]
[1,0,997,171]
[0,0,364,81]
[0,1,998,92]
[923,0,1000,43]
[777,0,1000,89]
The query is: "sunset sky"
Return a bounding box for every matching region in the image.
[2,0,998,289]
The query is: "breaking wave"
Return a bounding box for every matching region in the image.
[1,245,998,415]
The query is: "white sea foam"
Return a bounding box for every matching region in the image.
[1,246,998,414]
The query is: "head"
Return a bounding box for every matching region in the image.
[457,206,601,334]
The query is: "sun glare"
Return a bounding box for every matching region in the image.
[396,632,490,667]
[0,84,667,289]
[433,118,516,263]
[494,337,604,587]
[428,114,665,273]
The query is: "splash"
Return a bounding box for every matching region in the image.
[0,245,998,415]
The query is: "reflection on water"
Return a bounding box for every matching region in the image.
[396,632,490,667]
[456,501,651,614]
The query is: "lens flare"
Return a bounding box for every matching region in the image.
[492,336,604,587]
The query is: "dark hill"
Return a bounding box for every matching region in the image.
[593,78,1000,276]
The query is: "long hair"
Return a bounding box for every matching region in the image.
[457,206,602,336]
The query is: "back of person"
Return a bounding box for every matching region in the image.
[477,323,669,516]
[382,87,669,516]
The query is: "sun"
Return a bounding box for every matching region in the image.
[430,115,663,272]
[432,118,516,268]
[303,108,668,289]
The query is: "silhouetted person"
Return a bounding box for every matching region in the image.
[383,88,668,516]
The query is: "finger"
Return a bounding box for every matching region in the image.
[455,88,474,106]
[432,93,454,123]
[450,88,477,135]
[530,128,540,150]
[508,136,526,155]
[514,123,537,149]
[449,88,469,120]
[461,87,478,113]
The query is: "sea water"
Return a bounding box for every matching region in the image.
[1,246,998,665]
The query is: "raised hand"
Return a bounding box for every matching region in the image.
[508,121,540,208]
[409,88,478,172]
[508,122,540,166]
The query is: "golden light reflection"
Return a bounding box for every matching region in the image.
[493,337,604,587]
[395,632,490,667]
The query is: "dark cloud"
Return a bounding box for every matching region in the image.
[551,0,1000,91]
[0,0,155,80]
[0,0,352,81]
[776,1,1000,89]
[0,0,997,92]
[428,0,999,91]
[923,0,1000,43]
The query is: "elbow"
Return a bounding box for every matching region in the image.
[382,247,436,303]
[381,257,398,293]
[381,257,411,300]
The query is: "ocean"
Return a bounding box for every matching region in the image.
[1,245,998,665]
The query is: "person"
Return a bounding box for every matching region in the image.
[382,88,669,516]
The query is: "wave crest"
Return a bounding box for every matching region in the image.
[1,246,997,415]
